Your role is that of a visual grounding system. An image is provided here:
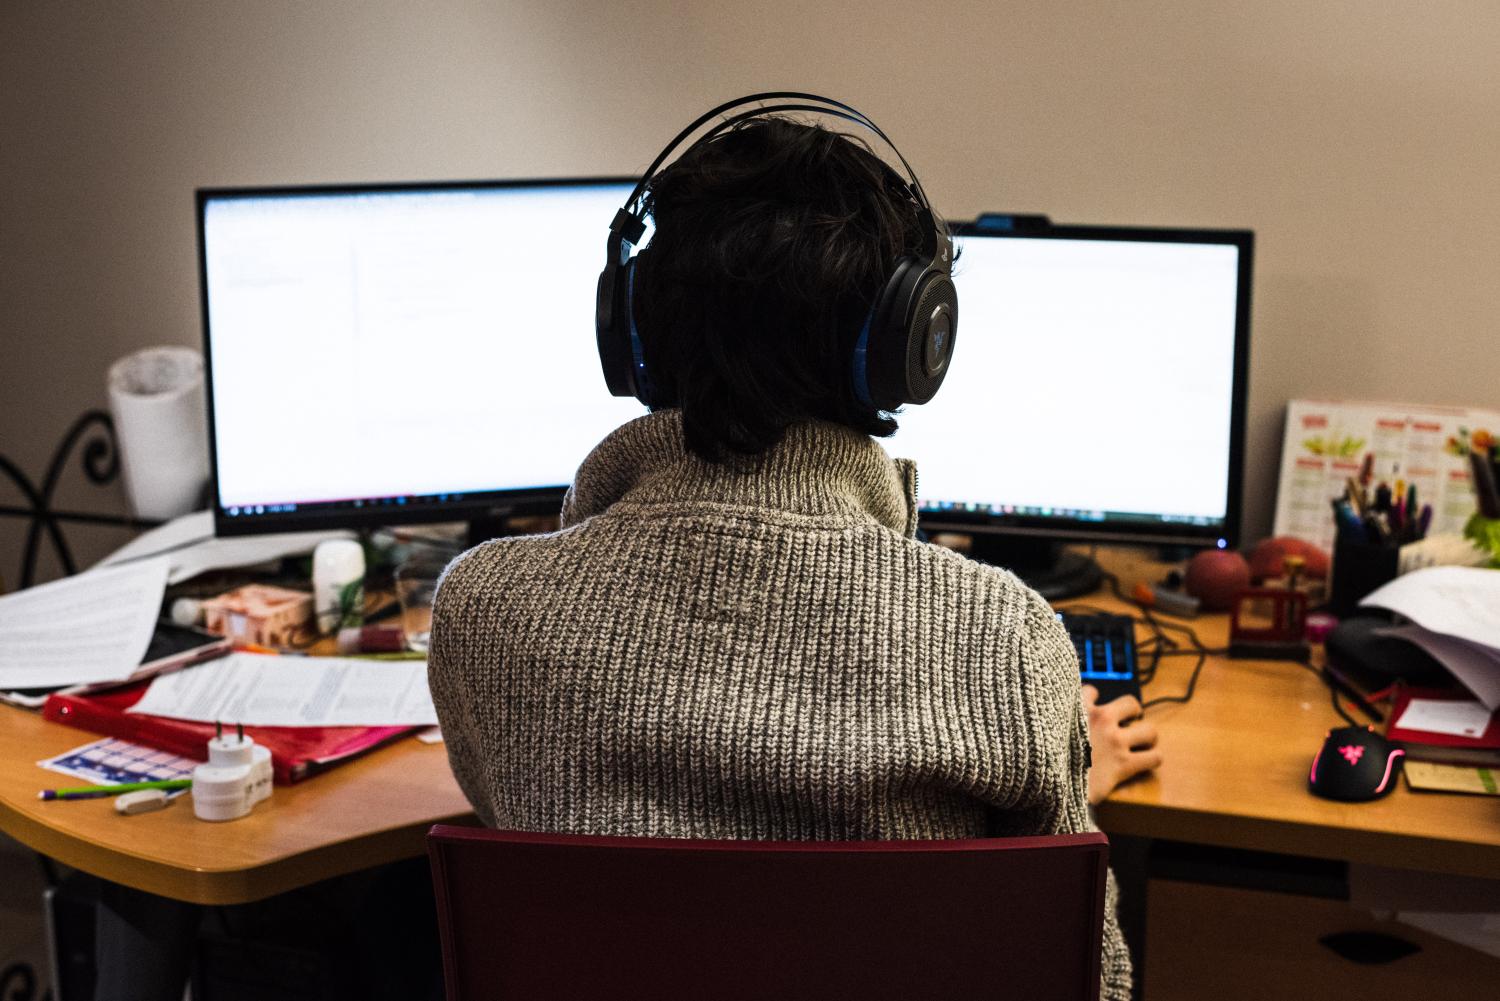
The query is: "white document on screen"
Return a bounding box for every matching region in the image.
[0,557,168,689]
[126,651,437,727]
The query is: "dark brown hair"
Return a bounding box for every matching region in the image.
[634,116,931,462]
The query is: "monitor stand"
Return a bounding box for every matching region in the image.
[964,534,1103,601]
[466,505,562,548]
[467,512,520,548]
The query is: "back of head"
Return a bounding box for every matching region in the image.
[633,117,930,463]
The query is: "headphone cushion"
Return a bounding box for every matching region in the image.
[595,256,639,399]
[863,259,958,410]
[903,270,957,404]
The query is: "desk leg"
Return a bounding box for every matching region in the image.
[94,881,199,1001]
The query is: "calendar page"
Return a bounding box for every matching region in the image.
[1272,399,1498,551]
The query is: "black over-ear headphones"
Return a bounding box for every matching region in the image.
[595,92,958,413]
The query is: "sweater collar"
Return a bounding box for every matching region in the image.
[561,410,919,538]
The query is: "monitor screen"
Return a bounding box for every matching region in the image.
[896,223,1251,548]
[199,179,647,535]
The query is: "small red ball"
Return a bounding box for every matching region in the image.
[1184,549,1252,611]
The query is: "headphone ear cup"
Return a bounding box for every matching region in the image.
[859,259,919,411]
[861,259,958,410]
[624,256,654,406]
[596,256,636,398]
[903,270,957,405]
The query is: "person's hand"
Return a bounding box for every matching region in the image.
[1083,685,1162,805]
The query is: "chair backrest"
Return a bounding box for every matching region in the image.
[427,825,1108,1001]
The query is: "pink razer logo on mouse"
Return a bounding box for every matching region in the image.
[1338,744,1364,766]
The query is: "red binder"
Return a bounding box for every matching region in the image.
[1385,685,1500,767]
[43,680,417,784]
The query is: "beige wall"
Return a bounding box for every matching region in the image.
[3,1,1498,582]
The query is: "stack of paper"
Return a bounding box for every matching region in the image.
[0,557,168,693]
[1361,566,1500,709]
[126,652,437,727]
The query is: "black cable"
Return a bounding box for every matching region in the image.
[1065,573,1227,708]
[1138,607,1213,711]
[1141,647,1209,710]
[1289,658,1361,727]
[1329,684,1360,727]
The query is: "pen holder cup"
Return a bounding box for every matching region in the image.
[1328,541,1399,618]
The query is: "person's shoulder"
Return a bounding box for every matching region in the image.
[431,526,572,611]
[894,533,1048,609]
[883,531,1068,642]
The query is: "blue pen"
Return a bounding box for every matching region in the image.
[1331,499,1364,542]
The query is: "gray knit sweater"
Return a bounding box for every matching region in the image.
[429,410,1130,999]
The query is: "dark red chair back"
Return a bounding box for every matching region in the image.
[428,825,1108,1001]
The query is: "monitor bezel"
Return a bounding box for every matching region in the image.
[196,176,638,538]
[917,219,1254,550]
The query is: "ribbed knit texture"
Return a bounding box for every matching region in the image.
[429,410,1131,999]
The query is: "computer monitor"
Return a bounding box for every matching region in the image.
[202,188,1250,595]
[197,179,646,537]
[895,218,1252,596]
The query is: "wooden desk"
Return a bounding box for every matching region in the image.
[1073,589,1500,880]
[0,707,473,904]
[1,549,1496,905]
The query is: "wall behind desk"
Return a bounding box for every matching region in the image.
[4,1,1498,580]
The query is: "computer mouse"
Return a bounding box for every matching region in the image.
[1308,726,1405,802]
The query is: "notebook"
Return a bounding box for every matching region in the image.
[1385,686,1500,768]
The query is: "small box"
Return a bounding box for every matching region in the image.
[201,585,313,648]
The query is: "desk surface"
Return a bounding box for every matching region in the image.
[2,549,1497,904]
[1084,595,1500,879]
[0,708,473,903]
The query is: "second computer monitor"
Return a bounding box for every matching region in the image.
[896,221,1252,552]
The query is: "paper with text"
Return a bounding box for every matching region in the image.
[0,557,167,689]
[125,651,437,727]
[1361,566,1500,651]
[1395,698,1495,738]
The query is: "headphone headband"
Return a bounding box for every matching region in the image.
[596,93,958,412]
[613,92,938,238]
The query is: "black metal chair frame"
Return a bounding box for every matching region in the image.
[0,410,161,590]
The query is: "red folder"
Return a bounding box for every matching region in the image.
[1385,685,1500,767]
[43,681,417,784]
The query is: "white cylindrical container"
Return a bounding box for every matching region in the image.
[191,735,272,821]
[313,538,365,633]
[191,763,253,822]
[107,346,210,521]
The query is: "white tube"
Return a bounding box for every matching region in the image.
[107,346,209,520]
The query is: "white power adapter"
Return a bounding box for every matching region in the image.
[192,728,273,822]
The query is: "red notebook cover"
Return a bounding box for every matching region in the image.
[1385,685,1500,765]
[43,680,417,784]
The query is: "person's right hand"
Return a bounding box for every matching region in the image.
[1083,685,1163,805]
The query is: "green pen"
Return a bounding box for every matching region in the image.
[39,779,192,801]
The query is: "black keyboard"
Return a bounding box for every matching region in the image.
[1058,612,1142,704]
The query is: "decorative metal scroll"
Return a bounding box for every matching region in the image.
[0,962,40,1001]
[0,409,160,589]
